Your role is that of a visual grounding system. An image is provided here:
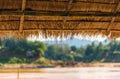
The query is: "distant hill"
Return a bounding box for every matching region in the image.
[44,38,109,47]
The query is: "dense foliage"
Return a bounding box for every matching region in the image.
[0,38,120,65]
[0,38,47,64]
[45,41,120,62]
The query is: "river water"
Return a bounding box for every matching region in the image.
[0,67,120,79]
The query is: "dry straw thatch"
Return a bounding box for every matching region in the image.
[0,0,120,39]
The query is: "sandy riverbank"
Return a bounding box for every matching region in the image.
[0,67,120,79]
[0,63,120,69]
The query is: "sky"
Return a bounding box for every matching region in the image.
[28,34,110,47]
[28,34,108,42]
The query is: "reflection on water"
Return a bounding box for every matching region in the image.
[0,67,120,79]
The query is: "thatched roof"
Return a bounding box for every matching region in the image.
[0,0,120,39]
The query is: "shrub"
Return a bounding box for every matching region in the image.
[0,63,3,67]
[8,57,22,64]
[35,57,50,65]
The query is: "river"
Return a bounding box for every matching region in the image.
[0,67,120,79]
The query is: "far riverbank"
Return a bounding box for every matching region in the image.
[0,63,120,69]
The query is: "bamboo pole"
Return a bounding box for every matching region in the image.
[17,68,19,79]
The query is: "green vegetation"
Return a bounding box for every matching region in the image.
[0,37,120,66]
[0,37,47,64]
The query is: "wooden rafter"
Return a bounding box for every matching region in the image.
[67,0,74,10]
[1,11,120,16]
[19,15,24,31]
[107,2,120,37]
[107,17,116,31]
[19,0,26,31]
[21,0,26,12]
[65,0,74,15]
[107,2,120,30]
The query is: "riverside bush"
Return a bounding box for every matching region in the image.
[8,57,23,64]
[0,63,3,67]
[35,57,50,65]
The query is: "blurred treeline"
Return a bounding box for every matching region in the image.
[0,37,120,65]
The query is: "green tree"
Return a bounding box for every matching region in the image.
[45,45,57,60]
[83,42,97,62]
[74,54,82,62]
[3,38,16,52]
[26,41,47,58]
[71,46,77,52]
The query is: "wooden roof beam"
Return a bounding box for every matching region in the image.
[27,0,117,4]
[19,0,26,32]
[63,0,74,27]
[2,20,120,22]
